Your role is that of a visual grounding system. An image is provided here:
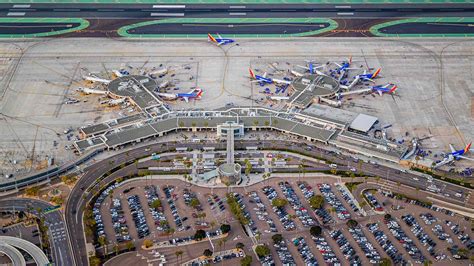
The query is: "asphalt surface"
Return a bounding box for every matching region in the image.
[0,22,80,34]
[127,22,331,35]
[1,3,474,19]
[64,139,472,265]
[379,22,474,34]
[0,198,74,266]
[1,3,474,37]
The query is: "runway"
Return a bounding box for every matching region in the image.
[127,22,331,35]
[0,3,473,37]
[0,22,80,34]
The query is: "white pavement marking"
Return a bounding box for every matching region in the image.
[337,12,354,16]
[335,5,351,8]
[229,6,246,8]
[13,4,30,8]
[152,5,185,8]
[229,12,247,16]
[151,13,185,17]
[7,12,25,16]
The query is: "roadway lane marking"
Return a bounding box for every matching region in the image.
[13,4,30,8]
[153,5,185,8]
[337,12,354,16]
[335,5,351,8]
[229,12,247,16]
[54,9,80,11]
[7,12,25,16]
[98,9,124,12]
[229,5,246,8]
[151,13,185,17]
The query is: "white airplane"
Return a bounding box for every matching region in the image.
[84,75,111,84]
[249,69,292,85]
[149,67,168,76]
[290,70,304,77]
[113,69,129,78]
[339,76,360,90]
[158,80,170,89]
[433,143,473,169]
[77,87,109,95]
[108,98,126,106]
[157,88,203,102]
[156,92,178,100]
[296,62,325,75]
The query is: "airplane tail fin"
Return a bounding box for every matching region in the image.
[196,89,203,98]
[372,68,381,78]
[465,142,472,153]
[389,85,398,94]
[208,33,217,43]
[309,63,314,74]
[249,68,256,79]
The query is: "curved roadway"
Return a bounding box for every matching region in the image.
[0,243,26,266]
[0,198,74,266]
[0,236,49,266]
[64,139,473,265]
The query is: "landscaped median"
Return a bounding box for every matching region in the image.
[370,17,474,38]
[0,18,89,38]
[117,18,338,38]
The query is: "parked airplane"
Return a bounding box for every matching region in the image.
[77,87,109,95]
[208,33,234,46]
[84,75,111,84]
[296,62,324,75]
[334,57,360,72]
[113,69,129,78]
[108,98,126,106]
[433,143,473,169]
[149,67,168,77]
[177,88,203,102]
[249,68,291,85]
[371,83,398,96]
[156,92,178,101]
[355,68,381,83]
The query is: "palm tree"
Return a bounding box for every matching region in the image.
[175,250,184,264]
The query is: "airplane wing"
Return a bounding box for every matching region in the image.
[217,33,223,39]
[334,63,342,68]
[377,90,383,96]
[457,155,474,161]
[296,65,310,70]
[366,78,375,83]
[273,79,291,85]
[183,97,189,103]
[449,144,456,153]
[262,72,267,78]
[216,41,224,46]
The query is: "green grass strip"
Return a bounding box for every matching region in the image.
[117,18,338,38]
[370,17,474,37]
[0,18,89,38]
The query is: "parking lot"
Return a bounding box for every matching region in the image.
[92,177,473,265]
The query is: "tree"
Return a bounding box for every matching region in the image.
[236,242,245,249]
[310,226,322,237]
[194,229,206,241]
[189,198,200,209]
[51,196,64,205]
[220,224,231,234]
[150,199,162,209]
[89,256,101,266]
[143,239,153,248]
[25,186,40,197]
[175,250,184,264]
[113,244,119,255]
[346,219,358,228]
[240,255,252,266]
[272,234,283,244]
[255,244,270,257]
[380,258,392,266]
[384,213,392,221]
[126,241,134,251]
[308,195,325,209]
[271,197,288,208]
[203,249,213,257]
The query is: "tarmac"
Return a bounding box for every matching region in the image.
[0,37,472,178]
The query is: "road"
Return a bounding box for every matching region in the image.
[64,139,472,265]
[0,198,75,266]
